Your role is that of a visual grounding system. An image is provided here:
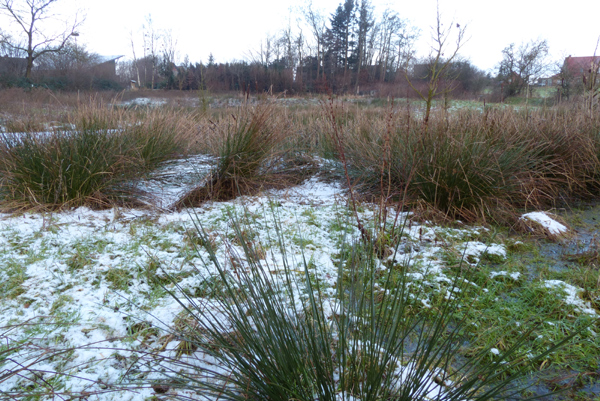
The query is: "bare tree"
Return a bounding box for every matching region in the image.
[0,33,25,57]
[176,55,190,91]
[280,18,297,70]
[127,14,164,89]
[142,14,159,89]
[160,29,177,68]
[157,28,178,89]
[364,18,379,73]
[365,8,417,84]
[354,0,374,92]
[35,41,98,73]
[129,30,141,87]
[249,35,273,66]
[405,2,467,127]
[34,40,104,88]
[0,0,82,78]
[375,9,403,82]
[497,39,549,98]
[393,21,418,74]
[552,52,573,102]
[302,1,327,80]
[296,27,305,89]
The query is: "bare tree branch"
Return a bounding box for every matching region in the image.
[405,1,467,127]
[0,0,83,78]
[497,39,549,98]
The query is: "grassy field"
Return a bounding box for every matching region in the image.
[0,90,599,400]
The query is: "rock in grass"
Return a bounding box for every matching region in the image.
[152,384,170,394]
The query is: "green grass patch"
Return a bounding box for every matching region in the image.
[50,295,75,315]
[460,279,598,372]
[103,267,134,291]
[1,259,28,299]
[65,247,95,273]
[147,208,586,400]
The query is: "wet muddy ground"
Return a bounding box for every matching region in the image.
[520,204,600,400]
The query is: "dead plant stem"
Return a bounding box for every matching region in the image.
[324,97,369,243]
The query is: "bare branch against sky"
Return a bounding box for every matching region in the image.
[0,0,83,78]
[0,0,598,72]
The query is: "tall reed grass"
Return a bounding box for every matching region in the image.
[325,103,600,222]
[174,104,285,207]
[2,94,600,221]
[0,105,197,210]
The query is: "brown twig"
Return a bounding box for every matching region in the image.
[323,96,370,243]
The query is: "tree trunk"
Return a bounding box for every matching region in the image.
[25,54,34,79]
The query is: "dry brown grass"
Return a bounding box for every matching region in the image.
[3,90,600,223]
[174,103,323,209]
[174,104,284,208]
[318,102,600,223]
[0,88,123,131]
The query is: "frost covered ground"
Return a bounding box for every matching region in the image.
[0,156,598,400]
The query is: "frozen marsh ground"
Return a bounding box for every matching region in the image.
[0,155,598,400]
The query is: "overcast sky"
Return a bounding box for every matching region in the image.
[4,0,600,73]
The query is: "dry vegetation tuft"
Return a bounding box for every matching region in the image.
[319,102,600,223]
[174,104,291,208]
[1,93,600,221]
[0,101,198,211]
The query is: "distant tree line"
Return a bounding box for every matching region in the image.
[0,0,495,98]
[0,0,114,90]
[116,0,491,98]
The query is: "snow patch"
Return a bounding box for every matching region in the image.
[490,271,521,281]
[521,212,568,235]
[460,242,506,265]
[544,280,597,316]
[122,97,167,107]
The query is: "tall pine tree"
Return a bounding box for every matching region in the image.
[325,0,356,81]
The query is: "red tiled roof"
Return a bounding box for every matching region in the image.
[564,56,600,75]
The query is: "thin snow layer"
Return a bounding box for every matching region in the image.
[490,271,521,281]
[121,97,167,107]
[521,212,568,235]
[0,172,588,400]
[0,178,356,399]
[459,242,506,265]
[136,154,215,208]
[544,280,597,316]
